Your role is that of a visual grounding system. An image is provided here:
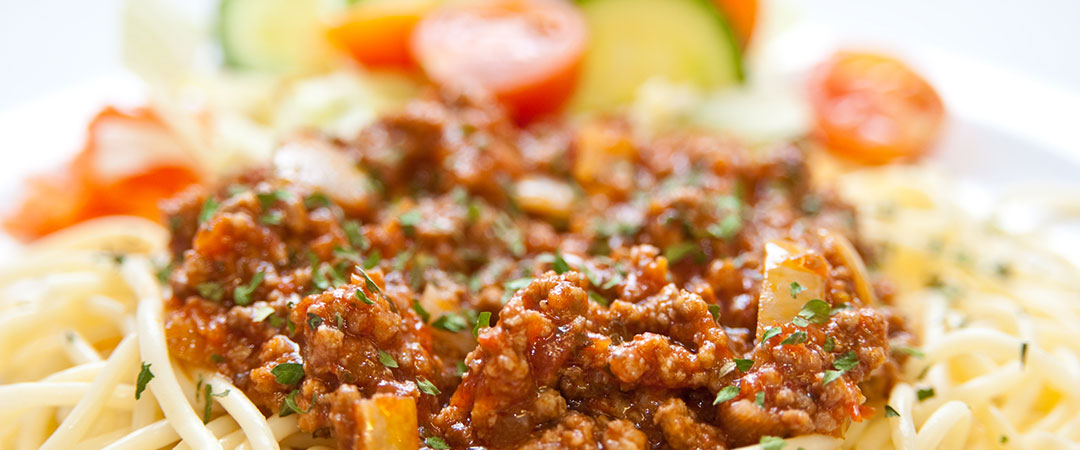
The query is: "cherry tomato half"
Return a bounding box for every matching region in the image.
[808,51,945,164]
[411,0,587,123]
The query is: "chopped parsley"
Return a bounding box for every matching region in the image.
[473,311,491,338]
[823,351,859,385]
[1020,342,1029,368]
[342,220,369,250]
[399,209,422,233]
[210,354,224,364]
[135,362,154,400]
[754,391,765,407]
[432,313,467,333]
[833,351,859,371]
[823,336,836,352]
[735,358,754,372]
[271,363,304,385]
[198,197,219,224]
[307,313,323,330]
[494,214,525,257]
[884,405,900,418]
[502,277,533,303]
[708,304,722,323]
[417,378,440,396]
[896,346,925,358]
[789,282,805,298]
[200,383,230,423]
[378,350,398,368]
[553,251,571,274]
[335,312,344,329]
[780,331,808,346]
[355,288,375,305]
[233,271,265,306]
[363,250,382,270]
[155,261,174,284]
[829,302,850,316]
[759,436,786,450]
[256,189,289,209]
[707,214,741,240]
[797,299,831,325]
[259,211,283,225]
[663,241,699,263]
[279,389,316,417]
[713,385,740,405]
[425,437,450,449]
[1000,435,1009,444]
[303,192,331,209]
[412,299,431,323]
[357,269,383,295]
[196,282,224,302]
[588,290,610,306]
[760,326,782,346]
[917,387,935,401]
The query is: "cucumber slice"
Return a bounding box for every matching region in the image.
[218,0,336,72]
[571,0,744,112]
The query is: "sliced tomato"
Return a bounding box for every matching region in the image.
[808,51,945,164]
[3,107,203,241]
[327,0,436,69]
[712,0,757,49]
[411,0,587,122]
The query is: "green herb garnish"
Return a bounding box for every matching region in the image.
[759,436,786,450]
[553,251,570,274]
[198,197,219,224]
[271,363,304,385]
[307,313,323,330]
[355,289,375,305]
[780,331,808,346]
[473,311,491,338]
[233,271,265,306]
[196,282,224,302]
[417,378,440,396]
[412,299,430,323]
[432,313,467,333]
[425,437,450,449]
[135,362,154,400]
[713,385,740,405]
[797,299,831,325]
[760,326,782,346]
[378,350,398,368]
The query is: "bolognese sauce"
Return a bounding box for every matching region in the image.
[161,90,911,449]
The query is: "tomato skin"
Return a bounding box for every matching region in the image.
[808,51,945,164]
[411,0,587,123]
[3,107,202,241]
[327,1,432,69]
[712,0,757,49]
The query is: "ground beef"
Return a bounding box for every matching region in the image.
[161,90,906,449]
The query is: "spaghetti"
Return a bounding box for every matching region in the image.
[0,149,1078,449]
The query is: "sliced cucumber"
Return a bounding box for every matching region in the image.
[218,0,337,73]
[571,0,744,112]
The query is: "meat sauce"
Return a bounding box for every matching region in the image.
[161,91,911,449]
